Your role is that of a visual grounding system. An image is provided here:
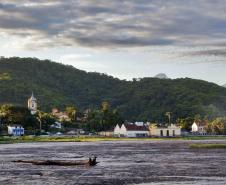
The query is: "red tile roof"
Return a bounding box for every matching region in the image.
[194,121,207,127]
[124,124,149,131]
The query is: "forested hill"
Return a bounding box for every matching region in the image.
[0,57,226,122]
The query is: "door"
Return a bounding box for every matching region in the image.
[167,130,169,137]
[160,130,163,137]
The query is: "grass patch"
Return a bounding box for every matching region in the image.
[189,143,226,149]
[1,135,226,144]
[182,135,226,140]
[0,136,165,144]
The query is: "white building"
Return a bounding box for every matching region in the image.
[191,121,207,134]
[114,124,121,136]
[149,124,181,137]
[50,122,62,129]
[28,92,37,115]
[8,125,24,136]
[114,123,149,138]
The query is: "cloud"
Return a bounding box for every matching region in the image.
[60,54,92,60]
[183,49,226,58]
[0,0,226,50]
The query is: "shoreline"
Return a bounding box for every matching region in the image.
[1,135,226,144]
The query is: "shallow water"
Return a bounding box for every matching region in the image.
[0,140,226,185]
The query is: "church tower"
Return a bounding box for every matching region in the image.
[28,92,37,115]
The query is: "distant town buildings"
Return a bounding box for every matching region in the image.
[2,91,213,137]
[27,92,37,115]
[8,125,24,136]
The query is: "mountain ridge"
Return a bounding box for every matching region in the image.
[0,57,226,122]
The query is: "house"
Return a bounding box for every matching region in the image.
[149,124,181,137]
[77,129,85,135]
[52,108,70,122]
[191,121,207,134]
[8,125,24,136]
[98,130,114,137]
[66,129,85,135]
[114,123,149,138]
[66,130,77,135]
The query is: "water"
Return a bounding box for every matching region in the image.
[0,140,226,185]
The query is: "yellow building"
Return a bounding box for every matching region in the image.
[149,124,181,137]
[98,131,114,137]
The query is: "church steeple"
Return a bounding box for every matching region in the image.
[28,92,37,115]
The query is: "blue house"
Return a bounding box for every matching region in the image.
[8,125,24,136]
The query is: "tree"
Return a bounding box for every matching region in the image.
[177,117,193,131]
[0,105,37,129]
[83,110,103,132]
[0,104,39,135]
[207,117,226,135]
[165,112,172,125]
[36,111,55,132]
[0,104,11,125]
[83,104,124,133]
[65,106,77,122]
[194,114,201,122]
[101,101,110,112]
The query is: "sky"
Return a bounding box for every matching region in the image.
[0,0,226,85]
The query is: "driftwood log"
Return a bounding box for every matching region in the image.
[12,157,98,166]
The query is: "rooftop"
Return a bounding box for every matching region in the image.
[124,124,149,131]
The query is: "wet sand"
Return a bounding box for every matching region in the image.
[0,140,226,185]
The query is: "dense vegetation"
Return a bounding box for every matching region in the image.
[1,57,226,123]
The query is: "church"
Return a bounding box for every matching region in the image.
[27,92,37,115]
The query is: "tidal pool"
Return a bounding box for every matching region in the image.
[0,140,226,185]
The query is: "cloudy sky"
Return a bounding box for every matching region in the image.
[0,0,226,85]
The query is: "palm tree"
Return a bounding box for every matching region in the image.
[66,106,77,122]
[165,112,172,125]
[0,104,11,125]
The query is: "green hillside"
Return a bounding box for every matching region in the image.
[0,57,226,122]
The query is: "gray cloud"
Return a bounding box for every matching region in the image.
[184,49,226,58]
[0,0,226,49]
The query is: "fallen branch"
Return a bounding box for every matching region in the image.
[12,157,98,166]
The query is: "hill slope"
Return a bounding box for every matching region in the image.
[0,57,226,122]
